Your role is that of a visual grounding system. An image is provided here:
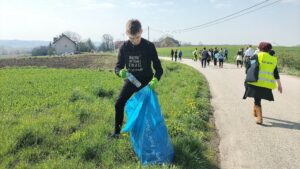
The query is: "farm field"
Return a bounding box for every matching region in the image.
[0,55,218,169]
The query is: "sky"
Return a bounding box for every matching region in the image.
[0,0,300,46]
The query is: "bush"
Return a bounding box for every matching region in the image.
[32,46,49,56]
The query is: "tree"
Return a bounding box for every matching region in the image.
[32,46,48,56]
[48,43,55,56]
[63,31,81,42]
[99,34,114,52]
[86,38,96,52]
[78,42,89,53]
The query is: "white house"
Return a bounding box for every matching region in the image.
[53,34,77,55]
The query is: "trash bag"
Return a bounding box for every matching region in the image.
[122,85,174,165]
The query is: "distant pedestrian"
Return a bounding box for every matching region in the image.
[218,52,224,68]
[178,50,182,60]
[244,45,254,66]
[219,48,224,57]
[207,49,213,66]
[213,47,218,66]
[174,49,178,61]
[171,49,174,61]
[201,47,209,68]
[236,48,243,68]
[224,48,228,60]
[193,48,198,61]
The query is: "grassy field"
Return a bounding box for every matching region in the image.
[0,56,218,168]
[157,45,300,76]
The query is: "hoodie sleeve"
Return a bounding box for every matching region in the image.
[114,45,125,77]
[150,43,163,81]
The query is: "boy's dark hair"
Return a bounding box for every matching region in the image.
[126,19,142,35]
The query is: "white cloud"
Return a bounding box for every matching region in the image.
[281,0,300,4]
[128,0,159,8]
[209,0,232,8]
[77,0,116,10]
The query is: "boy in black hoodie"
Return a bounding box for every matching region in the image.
[112,19,163,138]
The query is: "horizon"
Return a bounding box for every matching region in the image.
[1,0,300,46]
[0,39,299,48]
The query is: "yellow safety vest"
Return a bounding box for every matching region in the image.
[248,52,277,89]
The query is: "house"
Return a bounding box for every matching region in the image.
[53,34,77,55]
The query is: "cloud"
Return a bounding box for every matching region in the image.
[77,0,116,10]
[128,0,159,8]
[209,0,232,8]
[281,0,300,4]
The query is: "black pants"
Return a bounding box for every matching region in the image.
[219,59,224,67]
[254,97,261,106]
[214,58,218,66]
[201,58,207,68]
[175,55,178,61]
[237,60,243,67]
[114,77,152,133]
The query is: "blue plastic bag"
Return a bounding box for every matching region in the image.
[122,85,174,165]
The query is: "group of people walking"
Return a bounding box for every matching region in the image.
[168,44,283,125]
[192,47,228,68]
[170,49,182,61]
[236,45,259,68]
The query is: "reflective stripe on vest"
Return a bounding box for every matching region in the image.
[248,52,277,89]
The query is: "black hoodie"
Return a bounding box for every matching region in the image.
[115,38,163,81]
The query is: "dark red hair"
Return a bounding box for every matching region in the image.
[258,42,272,52]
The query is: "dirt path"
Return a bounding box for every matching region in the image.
[161,57,300,169]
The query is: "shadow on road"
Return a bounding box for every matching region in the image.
[262,117,300,130]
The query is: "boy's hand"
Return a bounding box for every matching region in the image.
[119,69,127,79]
[149,77,158,90]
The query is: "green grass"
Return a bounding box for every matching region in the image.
[157,45,300,76]
[0,61,217,168]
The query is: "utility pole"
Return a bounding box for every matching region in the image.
[148,26,150,41]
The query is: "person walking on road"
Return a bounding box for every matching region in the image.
[244,45,254,66]
[224,48,228,60]
[113,19,163,138]
[213,47,218,66]
[193,48,198,61]
[207,49,213,66]
[201,47,209,68]
[174,49,178,62]
[218,51,224,68]
[236,48,244,68]
[178,50,182,61]
[171,49,174,61]
[243,42,282,124]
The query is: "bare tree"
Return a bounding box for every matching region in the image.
[99,34,114,52]
[63,31,82,42]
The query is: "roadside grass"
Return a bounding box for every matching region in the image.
[0,59,218,168]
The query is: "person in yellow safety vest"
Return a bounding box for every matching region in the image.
[192,48,198,61]
[243,42,283,124]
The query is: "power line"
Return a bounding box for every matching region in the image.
[176,0,271,32]
[150,0,281,35]
[178,0,282,33]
